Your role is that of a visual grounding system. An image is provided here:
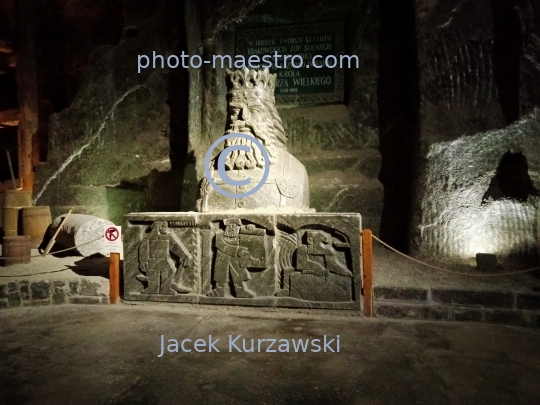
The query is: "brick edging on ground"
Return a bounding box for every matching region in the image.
[0,278,110,308]
[3,281,540,328]
[374,286,540,327]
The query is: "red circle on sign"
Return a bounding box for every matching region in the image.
[105,227,119,241]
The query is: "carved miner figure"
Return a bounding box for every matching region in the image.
[208,218,269,298]
[137,221,193,295]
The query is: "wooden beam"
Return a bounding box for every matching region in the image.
[0,109,19,126]
[362,229,373,317]
[16,0,38,191]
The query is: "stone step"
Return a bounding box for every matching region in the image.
[373,285,540,327]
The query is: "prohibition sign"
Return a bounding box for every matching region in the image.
[105,227,120,242]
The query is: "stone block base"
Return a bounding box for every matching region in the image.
[373,286,540,327]
[123,212,362,310]
[0,278,109,309]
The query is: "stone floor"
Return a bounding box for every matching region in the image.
[0,304,539,404]
[0,249,109,280]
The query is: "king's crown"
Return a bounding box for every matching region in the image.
[226,68,276,102]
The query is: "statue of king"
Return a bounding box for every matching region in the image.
[198,68,311,212]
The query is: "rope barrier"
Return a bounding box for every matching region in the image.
[371,234,540,277]
[0,236,107,277]
[0,268,74,277]
[0,236,105,261]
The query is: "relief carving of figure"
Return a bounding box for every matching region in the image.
[296,230,353,278]
[137,221,193,295]
[208,218,269,298]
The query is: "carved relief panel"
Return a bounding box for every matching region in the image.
[124,213,362,310]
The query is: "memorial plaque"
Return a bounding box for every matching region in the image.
[236,22,345,105]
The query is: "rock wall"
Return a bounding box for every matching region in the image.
[34,2,188,224]
[185,0,383,232]
[415,117,540,265]
[412,0,540,264]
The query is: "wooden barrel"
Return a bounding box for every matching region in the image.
[1,235,31,266]
[4,190,32,208]
[2,206,21,237]
[21,206,52,248]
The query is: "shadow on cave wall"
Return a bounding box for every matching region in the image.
[491,0,524,125]
[377,0,419,252]
[482,151,538,203]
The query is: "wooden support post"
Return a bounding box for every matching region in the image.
[16,0,38,191]
[109,253,120,304]
[362,229,373,317]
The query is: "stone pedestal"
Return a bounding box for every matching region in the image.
[123,212,362,310]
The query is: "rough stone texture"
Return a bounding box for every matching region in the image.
[0,277,109,309]
[412,118,540,265]
[123,212,362,310]
[52,287,69,305]
[33,3,185,225]
[374,301,540,327]
[484,309,527,327]
[533,313,540,328]
[31,280,52,300]
[3,305,540,404]
[69,297,106,305]
[20,281,30,300]
[373,283,540,327]
[188,0,382,232]
[517,293,540,310]
[373,286,428,302]
[416,0,506,142]
[375,303,449,321]
[452,308,484,323]
[431,288,515,309]
[412,0,540,263]
[69,280,80,295]
[7,291,21,307]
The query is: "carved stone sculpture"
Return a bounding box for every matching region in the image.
[198,68,310,212]
[123,213,362,309]
[207,218,269,298]
[122,69,364,311]
[136,221,193,295]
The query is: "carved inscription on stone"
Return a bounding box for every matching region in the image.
[123,213,362,310]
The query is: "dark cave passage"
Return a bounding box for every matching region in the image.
[483,151,538,203]
[377,0,419,252]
